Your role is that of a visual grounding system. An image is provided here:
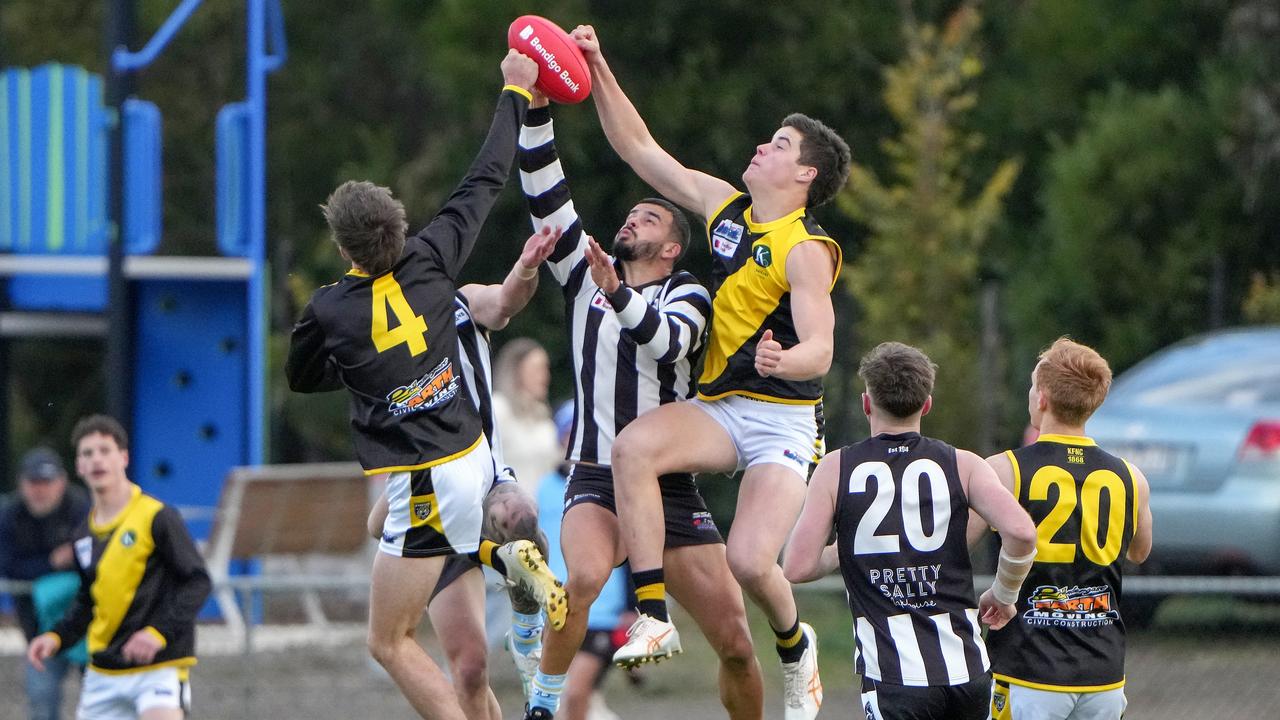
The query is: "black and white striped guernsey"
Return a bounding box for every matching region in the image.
[836,433,990,687]
[518,107,711,465]
[451,292,512,482]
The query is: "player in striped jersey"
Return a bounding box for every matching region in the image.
[572,26,848,719]
[784,343,1037,720]
[365,226,561,720]
[980,339,1152,720]
[517,92,764,720]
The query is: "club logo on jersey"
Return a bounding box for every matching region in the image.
[1023,584,1119,628]
[74,536,93,569]
[752,244,773,267]
[711,219,744,258]
[119,530,136,548]
[387,359,460,416]
[691,511,718,533]
[589,290,614,312]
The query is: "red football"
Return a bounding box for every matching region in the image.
[507,15,592,104]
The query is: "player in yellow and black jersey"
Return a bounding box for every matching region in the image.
[571,25,849,720]
[285,53,567,720]
[28,415,210,720]
[978,339,1154,720]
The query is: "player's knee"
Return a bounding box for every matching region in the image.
[448,648,490,698]
[366,631,398,667]
[726,548,771,589]
[610,426,659,470]
[564,570,608,610]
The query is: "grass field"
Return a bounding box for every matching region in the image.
[3,591,1279,719]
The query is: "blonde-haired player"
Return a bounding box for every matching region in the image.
[978,338,1154,720]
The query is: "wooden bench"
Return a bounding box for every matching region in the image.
[204,463,369,637]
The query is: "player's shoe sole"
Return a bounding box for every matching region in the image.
[498,539,569,631]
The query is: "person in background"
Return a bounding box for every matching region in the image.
[536,402,629,720]
[493,338,561,496]
[0,447,90,720]
[27,415,212,720]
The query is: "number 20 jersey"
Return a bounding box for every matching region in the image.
[987,435,1138,691]
[836,432,989,687]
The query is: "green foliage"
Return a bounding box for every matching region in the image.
[1013,83,1239,371]
[839,6,1019,448]
[1243,273,1280,324]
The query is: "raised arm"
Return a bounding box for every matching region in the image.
[583,239,710,363]
[458,225,560,331]
[519,103,590,286]
[572,25,736,220]
[783,450,842,583]
[421,51,538,277]
[1126,462,1153,563]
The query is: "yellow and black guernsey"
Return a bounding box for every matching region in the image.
[50,484,211,674]
[286,86,530,476]
[700,192,841,404]
[987,435,1139,692]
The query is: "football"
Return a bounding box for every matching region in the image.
[507,15,592,104]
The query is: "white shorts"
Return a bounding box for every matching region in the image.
[991,682,1127,720]
[379,437,493,558]
[77,666,190,719]
[688,394,823,481]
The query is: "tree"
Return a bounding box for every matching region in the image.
[839,3,1019,449]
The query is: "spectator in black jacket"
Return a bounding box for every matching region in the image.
[0,446,90,720]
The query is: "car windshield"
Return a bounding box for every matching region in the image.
[1110,332,1280,407]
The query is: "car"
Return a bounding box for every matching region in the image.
[1087,327,1280,620]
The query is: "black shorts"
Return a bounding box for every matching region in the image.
[429,553,481,602]
[563,464,724,548]
[860,674,991,720]
[579,629,616,688]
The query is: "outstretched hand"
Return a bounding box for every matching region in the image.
[584,236,621,294]
[755,329,783,377]
[519,226,561,272]
[571,25,601,63]
[501,50,539,91]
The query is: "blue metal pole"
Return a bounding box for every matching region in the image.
[246,0,265,465]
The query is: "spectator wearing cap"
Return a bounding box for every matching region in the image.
[0,447,90,720]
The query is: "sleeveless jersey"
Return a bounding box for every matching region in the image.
[987,434,1138,692]
[699,192,841,404]
[836,433,990,687]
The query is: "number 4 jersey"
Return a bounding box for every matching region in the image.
[286,234,483,475]
[836,432,990,687]
[987,434,1138,692]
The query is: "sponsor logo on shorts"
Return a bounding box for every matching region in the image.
[864,701,877,720]
[565,492,603,508]
[711,219,744,257]
[454,307,470,326]
[691,511,718,532]
[387,358,460,416]
[119,530,136,548]
[1023,584,1120,628]
[152,688,174,697]
[783,448,808,466]
[381,532,400,544]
